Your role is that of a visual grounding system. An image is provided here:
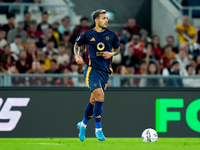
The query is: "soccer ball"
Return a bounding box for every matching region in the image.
[141,128,158,142]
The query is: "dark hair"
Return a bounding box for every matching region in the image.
[62,16,70,22]
[53,21,59,25]
[152,35,161,48]
[132,33,141,37]
[30,19,37,25]
[129,17,136,20]
[1,54,10,66]
[19,50,26,54]
[6,13,15,19]
[93,9,106,21]
[151,35,159,40]
[24,12,30,16]
[17,21,24,27]
[196,64,200,74]
[52,52,58,56]
[51,59,57,64]
[3,44,10,49]
[171,61,179,67]
[80,17,88,22]
[186,64,193,71]
[120,40,125,44]
[115,65,126,74]
[58,42,65,47]
[163,45,172,50]
[63,31,70,36]
[39,60,45,65]
[147,62,158,74]
[145,42,153,48]
[42,11,49,16]
[166,35,174,40]
[140,60,146,66]
[71,61,78,65]
[47,38,54,43]
[15,35,22,39]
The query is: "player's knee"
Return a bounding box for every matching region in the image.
[95,95,104,102]
[89,99,95,105]
[93,88,104,102]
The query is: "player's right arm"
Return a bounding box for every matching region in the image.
[74,43,84,64]
[74,32,88,65]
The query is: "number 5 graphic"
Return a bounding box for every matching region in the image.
[0,98,30,131]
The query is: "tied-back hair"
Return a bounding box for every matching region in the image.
[147,62,158,74]
[146,62,160,87]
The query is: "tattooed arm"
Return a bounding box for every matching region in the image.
[103,47,120,59]
[74,43,84,64]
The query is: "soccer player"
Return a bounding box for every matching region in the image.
[74,9,120,141]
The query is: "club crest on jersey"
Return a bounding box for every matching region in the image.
[93,83,97,87]
[97,42,105,51]
[105,36,110,41]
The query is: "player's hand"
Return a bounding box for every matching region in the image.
[103,51,113,59]
[75,54,84,64]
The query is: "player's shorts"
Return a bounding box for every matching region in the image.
[84,65,109,92]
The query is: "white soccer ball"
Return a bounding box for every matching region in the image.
[141,128,158,142]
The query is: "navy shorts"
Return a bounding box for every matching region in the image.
[84,65,109,92]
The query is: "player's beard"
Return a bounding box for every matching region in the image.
[99,23,107,30]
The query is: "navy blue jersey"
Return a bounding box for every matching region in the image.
[76,29,120,74]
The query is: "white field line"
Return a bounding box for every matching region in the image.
[27,142,64,145]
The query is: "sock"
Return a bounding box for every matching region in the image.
[81,102,94,127]
[93,101,103,129]
[81,122,87,128]
[95,128,102,132]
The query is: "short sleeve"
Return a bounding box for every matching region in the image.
[189,26,196,35]
[112,32,120,49]
[76,31,88,46]
[176,24,183,30]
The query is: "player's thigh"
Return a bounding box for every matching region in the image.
[89,94,95,105]
[92,88,104,102]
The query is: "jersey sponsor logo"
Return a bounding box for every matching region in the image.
[90,37,96,41]
[97,42,105,51]
[96,52,103,56]
[96,115,101,118]
[105,36,110,41]
[0,97,30,131]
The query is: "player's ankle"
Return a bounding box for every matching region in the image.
[81,121,87,128]
[95,128,102,132]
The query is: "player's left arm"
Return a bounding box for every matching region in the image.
[103,47,120,59]
[103,32,120,59]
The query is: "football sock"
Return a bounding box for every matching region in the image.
[95,128,102,132]
[94,101,103,129]
[82,102,94,127]
[81,122,87,128]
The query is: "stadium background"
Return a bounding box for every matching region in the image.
[0,0,200,139]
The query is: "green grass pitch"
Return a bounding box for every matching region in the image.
[0,138,200,150]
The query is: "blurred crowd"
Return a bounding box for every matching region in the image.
[0,2,200,87]
[0,10,91,86]
[115,16,200,87]
[113,16,200,87]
